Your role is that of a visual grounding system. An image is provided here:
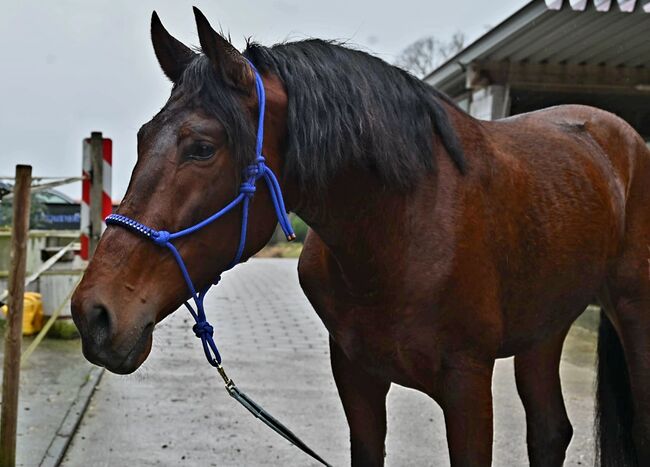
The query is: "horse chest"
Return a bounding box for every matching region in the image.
[298,236,456,389]
[313,294,445,388]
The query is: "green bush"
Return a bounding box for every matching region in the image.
[291,215,308,243]
[265,214,309,245]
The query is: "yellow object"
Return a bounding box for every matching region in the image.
[1,292,44,336]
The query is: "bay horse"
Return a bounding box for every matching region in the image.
[71,8,650,466]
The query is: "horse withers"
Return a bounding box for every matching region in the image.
[71,8,650,466]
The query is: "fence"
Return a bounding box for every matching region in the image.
[0,132,111,467]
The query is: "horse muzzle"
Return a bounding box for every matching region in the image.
[71,295,155,374]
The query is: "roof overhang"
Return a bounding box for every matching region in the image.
[425,0,650,95]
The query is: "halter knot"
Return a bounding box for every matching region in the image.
[246,165,259,177]
[192,321,214,339]
[240,183,256,197]
[152,230,171,246]
[246,157,266,179]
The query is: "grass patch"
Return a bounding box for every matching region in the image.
[47,319,80,339]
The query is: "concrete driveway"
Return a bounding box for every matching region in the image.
[61,259,596,466]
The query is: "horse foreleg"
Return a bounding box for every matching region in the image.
[514,329,573,467]
[330,337,391,467]
[439,359,494,467]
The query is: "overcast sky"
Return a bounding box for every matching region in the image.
[1,0,524,199]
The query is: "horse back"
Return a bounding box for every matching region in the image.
[471,104,648,353]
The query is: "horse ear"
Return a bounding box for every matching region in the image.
[151,11,195,83]
[192,7,252,92]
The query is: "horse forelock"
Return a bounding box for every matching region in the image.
[171,54,258,175]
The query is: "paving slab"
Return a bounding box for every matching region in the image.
[61,258,597,466]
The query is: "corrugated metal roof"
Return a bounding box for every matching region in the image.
[425,0,650,91]
[548,0,650,12]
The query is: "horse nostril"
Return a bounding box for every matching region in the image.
[86,304,113,346]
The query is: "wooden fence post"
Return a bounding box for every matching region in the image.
[0,165,32,467]
[89,132,104,258]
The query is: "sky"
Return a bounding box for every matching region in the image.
[0,0,525,200]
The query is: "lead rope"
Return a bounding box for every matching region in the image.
[105,61,331,467]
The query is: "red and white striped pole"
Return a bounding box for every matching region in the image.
[81,132,112,260]
[102,138,113,231]
[81,140,91,260]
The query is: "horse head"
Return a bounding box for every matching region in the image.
[71,8,289,374]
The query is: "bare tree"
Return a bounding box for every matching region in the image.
[395,31,465,78]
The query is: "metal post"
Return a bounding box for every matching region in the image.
[89,132,104,258]
[0,165,32,467]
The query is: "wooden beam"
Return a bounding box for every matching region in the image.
[467,61,650,94]
[0,165,32,467]
[89,132,104,258]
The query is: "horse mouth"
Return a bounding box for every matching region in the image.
[83,322,155,375]
[113,331,154,374]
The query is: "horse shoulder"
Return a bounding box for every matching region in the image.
[297,229,329,295]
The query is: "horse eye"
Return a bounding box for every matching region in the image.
[185,141,215,160]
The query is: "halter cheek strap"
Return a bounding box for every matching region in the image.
[105,63,331,466]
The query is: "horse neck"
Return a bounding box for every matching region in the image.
[272,90,476,296]
[289,166,424,296]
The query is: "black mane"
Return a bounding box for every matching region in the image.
[178,39,466,192]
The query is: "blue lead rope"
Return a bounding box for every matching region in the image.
[105,62,331,467]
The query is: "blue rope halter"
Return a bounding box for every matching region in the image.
[105,63,330,466]
[106,62,295,367]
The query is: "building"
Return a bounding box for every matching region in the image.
[424,0,650,141]
[0,181,80,230]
